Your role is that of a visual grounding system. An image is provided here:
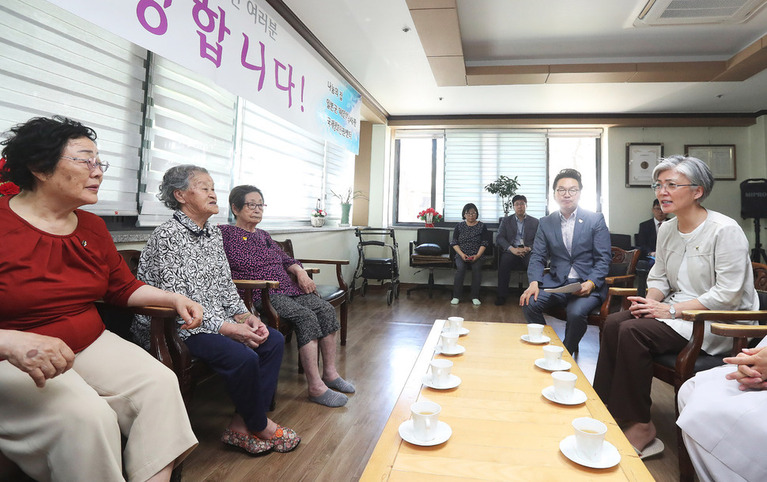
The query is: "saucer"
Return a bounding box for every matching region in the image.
[521,334,550,344]
[435,344,466,356]
[422,373,462,390]
[541,386,587,405]
[534,358,572,371]
[398,420,452,446]
[559,435,621,469]
[441,327,470,336]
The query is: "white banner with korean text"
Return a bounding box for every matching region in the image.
[44,0,361,154]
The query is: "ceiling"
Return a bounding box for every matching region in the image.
[281,0,767,119]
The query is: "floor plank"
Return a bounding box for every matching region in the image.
[181,285,679,481]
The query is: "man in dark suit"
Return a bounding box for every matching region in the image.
[495,194,538,305]
[636,199,667,263]
[520,168,612,354]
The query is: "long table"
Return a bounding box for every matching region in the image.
[361,321,654,481]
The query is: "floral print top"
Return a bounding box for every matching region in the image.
[131,210,248,349]
[450,221,489,257]
[219,224,303,301]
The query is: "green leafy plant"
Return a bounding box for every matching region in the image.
[484,175,520,216]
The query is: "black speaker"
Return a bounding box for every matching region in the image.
[741,178,767,219]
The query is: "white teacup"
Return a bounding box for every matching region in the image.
[572,417,607,461]
[429,359,453,386]
[527,323,544,341]
[552,371,577,401]
[411,400,441,442]
[542,345,564,369]
[440,332,459,351]
[446,316,464,334]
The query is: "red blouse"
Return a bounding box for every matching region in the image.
[0,196,144,353]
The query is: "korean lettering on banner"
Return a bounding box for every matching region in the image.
[325,81,357,140]
[192,0,231,68]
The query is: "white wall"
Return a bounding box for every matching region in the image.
[605,119,767,245]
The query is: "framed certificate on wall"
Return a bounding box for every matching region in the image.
[626,143,663,187]
[684,145,736,180]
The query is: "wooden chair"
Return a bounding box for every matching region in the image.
[272,238,350,347]
[605,262,767,482]
[546,246,640,336]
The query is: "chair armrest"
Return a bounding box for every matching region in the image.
[297,258,350,266]
[296,259,349,292]
[711,322,767,338]
[305,267,321,275]
[233,280,282,331]
[608,287,637,297]
[605,274,635,287]
[233,279,279,290]
[681,310,767,322]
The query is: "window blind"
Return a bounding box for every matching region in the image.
[325,141,356,220]
[444,129,547,222]
[137,55,237,227]
[233,99,324,226]
[0,0,146,216]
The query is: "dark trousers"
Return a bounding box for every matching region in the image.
[521,279,602,354]
[453,255,483,299]
[592,310,687,423]
[184,327,284,432]
[496,251,530,299]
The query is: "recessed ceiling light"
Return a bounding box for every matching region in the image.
[402,26,411,33]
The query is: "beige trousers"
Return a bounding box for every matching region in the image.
[0,331,197,482]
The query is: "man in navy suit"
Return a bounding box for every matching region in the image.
[495,194,538,305]
[520,169,612,354]
[636,199,667,264]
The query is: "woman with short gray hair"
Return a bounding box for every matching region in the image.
[593,155,757,459]
[132,165,300,455]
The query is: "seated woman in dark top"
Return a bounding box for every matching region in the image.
[220,185,355,408]
[450,203,489,306]
[0,116,201,481]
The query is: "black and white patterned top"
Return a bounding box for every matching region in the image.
[450,221,489,257]
[131,210,248,350]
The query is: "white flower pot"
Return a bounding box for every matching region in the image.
[311,216,326,227]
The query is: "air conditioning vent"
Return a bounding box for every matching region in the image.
[634,0,767,26]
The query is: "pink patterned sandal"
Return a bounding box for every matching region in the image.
[268,425,301,453]
[221,428,273,455]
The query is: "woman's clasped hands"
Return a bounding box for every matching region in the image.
[220,313,269,349]
[724,346,767,391]
[627,296,672,319]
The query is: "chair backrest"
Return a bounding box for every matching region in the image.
[607,246,640,277]
[275,239,294,258]
[415,228,451,253]
[753,262,767,291]
[610,233,632,250]
[119,249,141,276]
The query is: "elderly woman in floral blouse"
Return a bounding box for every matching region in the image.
[220,185,355,408]
[131,166,299,455]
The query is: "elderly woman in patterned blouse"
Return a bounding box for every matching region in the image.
[219,185,355,408]
[131,166,299,455]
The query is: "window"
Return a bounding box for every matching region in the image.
[548,133,602,213]
[393,129,602,224]
[0,0,146,216]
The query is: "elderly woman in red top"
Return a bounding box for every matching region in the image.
[220,185,355,408]
[0,116,201,482]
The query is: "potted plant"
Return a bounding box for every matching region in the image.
[417,208,443,227]
[331,188,367,226]
[310,199,326,227]
[0,157,20,197]
[484,175,520,217]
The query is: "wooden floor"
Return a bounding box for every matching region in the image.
[181,284,680,481]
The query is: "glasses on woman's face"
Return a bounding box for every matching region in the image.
[465,211,478,216]
[555,187,580,196]
[243,202,267,210]
[60,155,109,173]
[651,181,698,193]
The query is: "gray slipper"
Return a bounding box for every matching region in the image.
[323,376,356,393]
[309,389,348,407]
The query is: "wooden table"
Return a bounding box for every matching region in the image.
[361,321,653,481]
